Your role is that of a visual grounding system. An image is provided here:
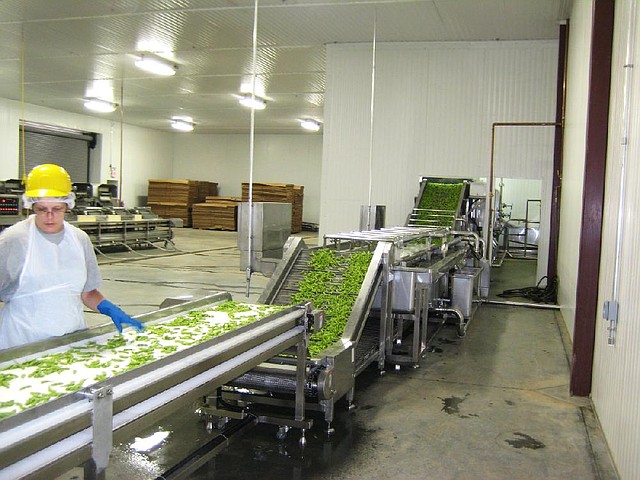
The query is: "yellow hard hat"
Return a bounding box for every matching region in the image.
[24,164,72,198]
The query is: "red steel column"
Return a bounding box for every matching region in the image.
[570,0,615,396]
[547,22,569,280]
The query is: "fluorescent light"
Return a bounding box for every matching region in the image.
[84,98,117,113]
[135,54,176,76]
[171,116,194,132]
[238,94,266,110]
[300,119,321,132]
[240,78,267,98]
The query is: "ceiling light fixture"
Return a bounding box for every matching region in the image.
[83,98,118,113]
[171,116,194,132]
[135,54,177,76]
[300,119,321,132]
[238,94,266,110]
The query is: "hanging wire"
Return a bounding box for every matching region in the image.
[367,11,377,211]
[119,80,124,206]
[20,27,26,182]
[246,0,259,297]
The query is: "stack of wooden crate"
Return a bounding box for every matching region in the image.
[241,182,304,233]
[192,196,242,230]
[147,179,218,227]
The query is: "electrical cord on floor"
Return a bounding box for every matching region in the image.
[497,275,558,304]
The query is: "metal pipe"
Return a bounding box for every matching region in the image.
[118,80,124,206]
[450,230,484,256]
[485,299,560,310]
[432,306,464,321]
[245,0,259,297]
[367,11,377,210]
[607,0,637,346]
[431,306,465,335]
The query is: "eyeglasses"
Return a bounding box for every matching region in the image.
[33,206,67,216]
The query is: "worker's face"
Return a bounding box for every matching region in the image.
[33,202,67,234]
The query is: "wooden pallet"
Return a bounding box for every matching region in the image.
[147,179,219,226]
[241,182,304,233]
[147,202,191,226]
[192,197,242,230]
[148,179,218,204]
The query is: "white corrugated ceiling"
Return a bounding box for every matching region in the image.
[0,0,573,134]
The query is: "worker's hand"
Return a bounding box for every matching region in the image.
[97,300,144,333]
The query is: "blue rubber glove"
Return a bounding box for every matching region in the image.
[97,300,144,333]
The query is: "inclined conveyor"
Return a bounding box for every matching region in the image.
[0,292,315,480]
[406,177,470,228]
[203,239,389,432]
[209,225,488,432]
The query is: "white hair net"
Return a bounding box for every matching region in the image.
[22,192,76,210]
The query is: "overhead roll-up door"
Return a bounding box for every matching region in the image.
[18,121,97,183]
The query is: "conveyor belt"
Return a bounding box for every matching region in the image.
[406,177,469,228]
[267,249,312,305]
[259,241,384,364]
[269,250,362,322]
[229,370,316,396]
[223,225,485,430]
[71,218,174,251]
[0,293,312,479]
[220,239,388,425]
[354,322,380,375]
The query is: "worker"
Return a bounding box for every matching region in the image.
[0,164,143,350]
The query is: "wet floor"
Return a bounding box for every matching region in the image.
[56,229,617,480]
[91,310,614,480]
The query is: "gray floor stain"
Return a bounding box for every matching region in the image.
[439,393,470,415]
[505,432,546,450]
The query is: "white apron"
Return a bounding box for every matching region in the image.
[0,219,87,349]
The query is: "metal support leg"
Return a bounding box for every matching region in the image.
[419,287,431,356]
[379,253,391,372]
[346,386,356,410]
[82,385,114,480]
[295,338,307,445]
[411,307,421,367]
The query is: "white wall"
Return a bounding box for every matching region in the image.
[120,125,174,207]
[557,0,592,340]
[590,0,640,478]
[0,99,322,221]
[0,98,173,208]
[500,178,542,222]
[172,133,323,224]
[321,41,558,244]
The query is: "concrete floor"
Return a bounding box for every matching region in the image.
[76,228,618,480]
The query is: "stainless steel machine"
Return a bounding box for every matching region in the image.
[0,175,492,479]
[0,194,25,230]
[203,175,489,435]
[238,202,292,277]
[406,176,471,229]
[67,206,175,254]
[0,179,26,230]
[0,292,318,480]
[0,178,173,252]
[205,223,488,436]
